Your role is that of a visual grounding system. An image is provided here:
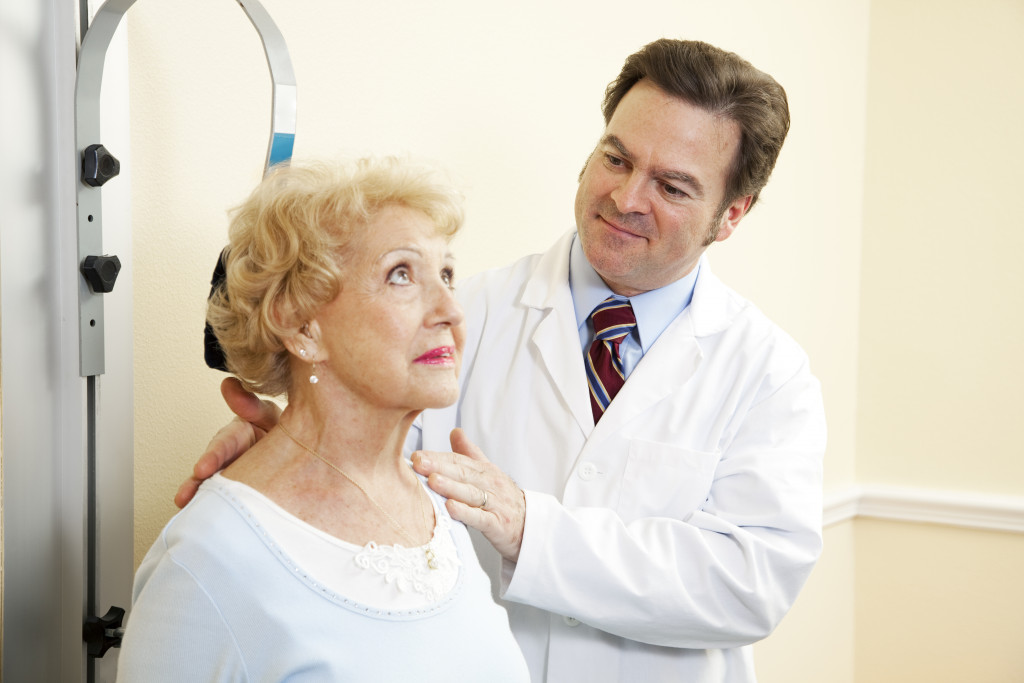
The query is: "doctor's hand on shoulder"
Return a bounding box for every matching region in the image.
[413,429,527,563]
[174,377,281,508]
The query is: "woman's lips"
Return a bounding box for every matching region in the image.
[415,346,456,365]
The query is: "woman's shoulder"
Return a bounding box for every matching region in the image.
[166,474,251,531]
[138,476,268,579]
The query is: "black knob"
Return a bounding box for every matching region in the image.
[83,605,126,658]
[82,144,120,187]
[81,254,121,293]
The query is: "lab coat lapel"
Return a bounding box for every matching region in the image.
[591,257,730,440]
[521,233,593,436]
[591,313,703,439]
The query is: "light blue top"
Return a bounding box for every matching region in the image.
[568,234,698,378]
[117,476,529,682]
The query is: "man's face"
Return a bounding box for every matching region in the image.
[574,80,752,296]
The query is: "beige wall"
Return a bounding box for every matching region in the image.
[859,0,1024,493]
[854,1,1024,681]
[127,0,870,680]
[854,520,1024,682]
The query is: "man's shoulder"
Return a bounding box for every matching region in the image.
[694,269,812,371]
[456,250,547,307]
[455,230,573,310]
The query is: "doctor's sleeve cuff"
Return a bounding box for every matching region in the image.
[501,489,558,602]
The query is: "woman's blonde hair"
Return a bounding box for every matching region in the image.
[206,157,464,396]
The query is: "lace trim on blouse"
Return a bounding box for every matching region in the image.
[353,513,459,603]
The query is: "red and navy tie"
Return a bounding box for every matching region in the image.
[586,297,637,423]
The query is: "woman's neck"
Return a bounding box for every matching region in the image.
[222,387,430,547]
[276,400,417,482]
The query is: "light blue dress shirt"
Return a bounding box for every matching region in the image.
[569,233,698,378]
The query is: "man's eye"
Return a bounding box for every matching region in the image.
[387,266,411,285]
[663,183,686,197]
[606,154,624,167]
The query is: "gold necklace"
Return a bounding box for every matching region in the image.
[277,421,438,569]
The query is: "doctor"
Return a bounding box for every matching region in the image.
[185,38,826,682]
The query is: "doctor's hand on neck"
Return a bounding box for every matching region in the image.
[174,377,281,508]
[412,429,527,563]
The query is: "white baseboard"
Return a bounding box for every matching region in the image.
[823,486,1024,533]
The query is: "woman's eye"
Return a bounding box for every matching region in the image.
[387,266,411,285]
[441,267,455,289]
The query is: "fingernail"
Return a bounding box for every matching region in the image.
[420,456,432,468]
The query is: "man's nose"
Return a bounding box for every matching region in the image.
[610,172,650,214]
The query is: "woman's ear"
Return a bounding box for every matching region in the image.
[283,319,326,362]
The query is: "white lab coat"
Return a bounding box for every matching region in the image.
[419,230,826,682]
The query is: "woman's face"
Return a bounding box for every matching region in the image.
[313,205,465,413]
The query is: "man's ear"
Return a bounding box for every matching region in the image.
[713,194,753,244]
[282,319,326,363]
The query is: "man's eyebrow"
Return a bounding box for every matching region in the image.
[601,134,633,162]
[600,134,705,199]
[660,169,705,199]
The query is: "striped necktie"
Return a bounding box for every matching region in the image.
[585,297,637,423]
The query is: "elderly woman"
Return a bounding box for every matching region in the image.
[117,159,529,681]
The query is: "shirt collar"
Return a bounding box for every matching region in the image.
[568,233,699,352]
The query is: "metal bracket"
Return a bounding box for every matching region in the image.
[83,606,126,658]
[74,0,296,376]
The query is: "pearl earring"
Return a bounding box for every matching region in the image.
[297,348,318,383]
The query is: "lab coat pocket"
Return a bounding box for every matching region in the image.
[617,440,721,523]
